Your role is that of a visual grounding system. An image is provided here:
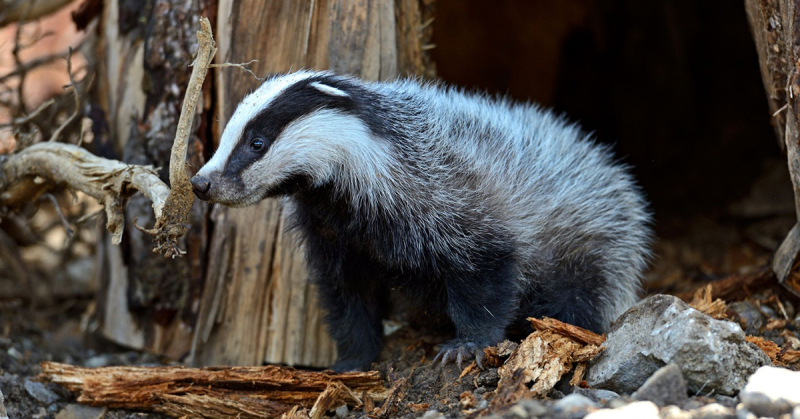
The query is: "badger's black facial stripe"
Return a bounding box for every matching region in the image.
[221,75,391,180]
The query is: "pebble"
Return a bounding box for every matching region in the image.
[739,366,800,418]
[572,388,621,405]
[584,401,659,419]
[421,410,445,419]
[55,404,107,419]
[793,405,800,419]
[24,378,60,405]
[553,393,600,418]
[632,363,688,407]
[0,389,7,419]
[688,403,735,419]
[659,405,691,419]
[334,404,348,418]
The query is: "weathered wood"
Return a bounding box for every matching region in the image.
[40,362,386,419]
[746,0,800,297]
[190,0,434,368]
[528,317,605,347]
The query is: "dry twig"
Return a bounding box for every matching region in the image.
[135,16,217,258]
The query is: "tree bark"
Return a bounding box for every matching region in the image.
[96,0,434,367]
[745,0,800,297]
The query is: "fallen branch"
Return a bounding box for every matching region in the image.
[40,362,386,419]
[0,142,168,244]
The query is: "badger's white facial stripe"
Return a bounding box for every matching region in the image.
[310,82,350,97]
[200,71,323,174]
[240,108,394,202]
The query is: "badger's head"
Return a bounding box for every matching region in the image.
[191,71,389,207]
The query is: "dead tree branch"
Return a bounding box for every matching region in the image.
[0,142,169,244]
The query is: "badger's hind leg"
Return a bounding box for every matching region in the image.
[434,253,519,369]
[521,257,616,334]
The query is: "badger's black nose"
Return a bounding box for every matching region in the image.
[191,175,212,200]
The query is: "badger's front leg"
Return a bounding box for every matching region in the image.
[313,253,387,372]
[434,257,519,369]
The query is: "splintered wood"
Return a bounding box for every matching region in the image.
[688,284,728,319]
[40,362,386,419]
[491,318,604,406]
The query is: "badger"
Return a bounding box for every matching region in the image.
[191,70,652,371]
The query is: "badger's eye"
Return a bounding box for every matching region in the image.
[249,137,265,151]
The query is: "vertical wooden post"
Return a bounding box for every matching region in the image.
[745,0,800,296]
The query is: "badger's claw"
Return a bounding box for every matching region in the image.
[432,340,486,370]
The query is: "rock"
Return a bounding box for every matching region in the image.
[713,395,738,408]
[334,404,348,418]
[632,364,687,407]
[572,388,621,405]
[24,378,60,405]
[688,403,735,419]
[739,366,800,418]
[553,393,599,418]
[518,400,548,417]
[584,401,659,419]
[0,389,7,419]
[586,295,770,395]
[55,404,107,419]
[659,405,691,419]
[793,405,800,419]
[420,410,445,419]
[727,302,764,335]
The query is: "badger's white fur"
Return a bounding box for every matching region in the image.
[194,70,652,370]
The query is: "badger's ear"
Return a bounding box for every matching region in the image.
[310,81,349,98]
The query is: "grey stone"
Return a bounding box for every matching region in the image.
[421,410,445,419]
[517,400,548,417]
[659,405,691,419]
[713,395,738,408]
[334,404,348,418]
[584,401,659,419]
[586,295,770,396]
[55,404,107,419]
[632,364,687,407]
[24,378,60,405]
[739,366,800,418]
[553,393,599,418]
[793,405,800,419]
[688,403,735,419]
[572,388,620,404]
[727,302,764,335]
[0,389,7,419]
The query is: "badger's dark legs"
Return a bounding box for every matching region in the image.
[313,253,387,372]
[435,256,519,368]
[520,258,607,333]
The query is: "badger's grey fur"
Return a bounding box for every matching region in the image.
[192,70,652,371]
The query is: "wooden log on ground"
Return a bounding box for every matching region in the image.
[40,361,387,419]
[746,0,800,297]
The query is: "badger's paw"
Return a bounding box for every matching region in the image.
[432,339,487,370]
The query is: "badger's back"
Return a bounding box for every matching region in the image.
[370,79,652,323]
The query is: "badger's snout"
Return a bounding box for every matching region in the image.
[191,175,212,201]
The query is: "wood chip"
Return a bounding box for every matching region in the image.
[528,317,606,346]
[689,284,728,319]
